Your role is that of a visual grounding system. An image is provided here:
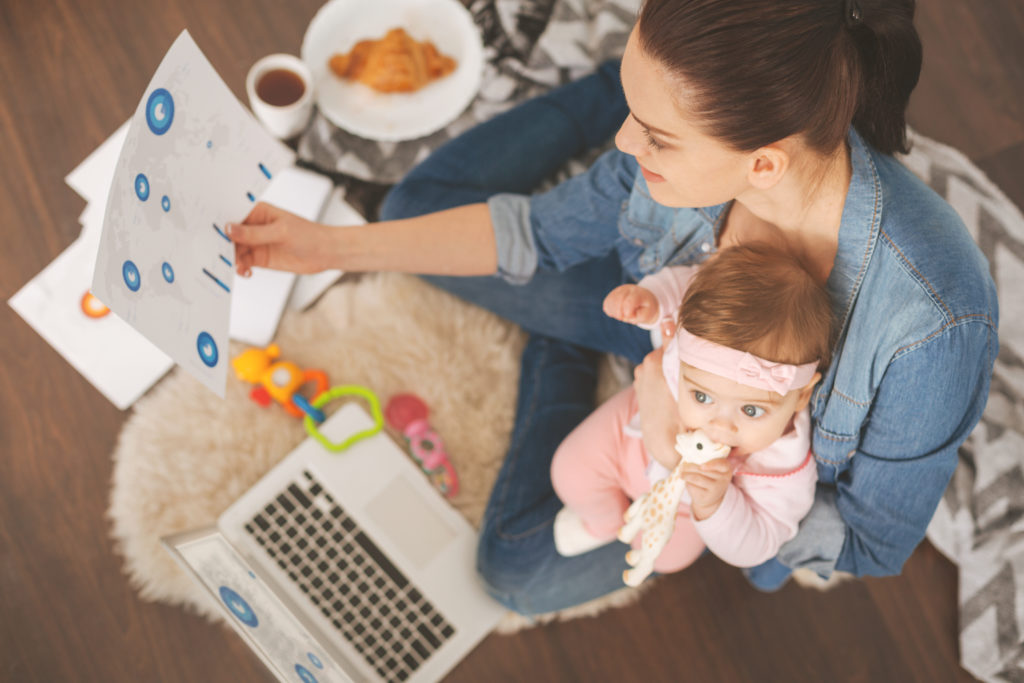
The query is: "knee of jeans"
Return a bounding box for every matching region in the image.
[378,179,422,222]
[475,528,538,615]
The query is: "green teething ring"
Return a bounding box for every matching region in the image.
[303,385,383,452]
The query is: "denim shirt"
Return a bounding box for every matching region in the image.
[487,129,999,585]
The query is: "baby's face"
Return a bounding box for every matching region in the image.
[676,362,809,456]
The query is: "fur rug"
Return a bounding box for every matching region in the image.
[108,272,646,632]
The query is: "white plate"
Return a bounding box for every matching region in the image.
[301,0,484,142]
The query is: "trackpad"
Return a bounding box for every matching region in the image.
[365,475,456,568]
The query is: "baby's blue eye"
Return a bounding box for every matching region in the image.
[742,405,766,418]
[693,391,713,405]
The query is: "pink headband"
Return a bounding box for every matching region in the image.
[675,326,819,395]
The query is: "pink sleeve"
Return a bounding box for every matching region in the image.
[637,266,697,402]
[636,266,698,331]
[691,410,818,567]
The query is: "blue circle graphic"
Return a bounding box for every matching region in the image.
[197,332,219,367]
[294,664,318,683]
[134,173,150,201]
[161,195,171,212]
[218,586,258,628]
[161,262,174,283]
[307,653,323,669]
[122,260,141,292]
[146,88,174,135]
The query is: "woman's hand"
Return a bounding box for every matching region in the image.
[229,202,338,276]
[603,284,659,326]
[680,458,735,521]
[633,343,681,469]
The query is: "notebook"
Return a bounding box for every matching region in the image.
[229,166,334,346]
[163,402,504,682]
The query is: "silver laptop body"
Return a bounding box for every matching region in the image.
[164,402,505,683]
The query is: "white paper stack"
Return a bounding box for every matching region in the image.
[10,32,367,408]
[8,123,175,411]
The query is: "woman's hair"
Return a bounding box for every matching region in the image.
[637,0,922,155]
[679,242,835,368]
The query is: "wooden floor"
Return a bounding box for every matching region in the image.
[1,0,1020,681]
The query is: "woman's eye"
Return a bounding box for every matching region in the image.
[693,391,712,405]
[742,405,766,418]
[643,128,663,150]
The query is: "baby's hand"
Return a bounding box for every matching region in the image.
[603,285,659,326]
[680,458,735,521]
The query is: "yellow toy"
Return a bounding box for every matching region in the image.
[231,344,329,420]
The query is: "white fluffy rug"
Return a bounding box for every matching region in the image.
[108,272,647,632]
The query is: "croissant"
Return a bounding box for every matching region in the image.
[328,28,456,93]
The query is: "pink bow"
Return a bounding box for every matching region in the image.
[674,326,819,395]
[737,355,798,394]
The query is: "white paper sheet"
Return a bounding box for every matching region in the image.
[65,121,129,205]
[9,237,174,410]
[91,30,295,397]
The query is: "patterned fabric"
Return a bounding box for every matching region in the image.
[297,0,641,183]
[908,131,1024,683]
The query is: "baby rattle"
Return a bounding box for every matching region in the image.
[384,393,459,498]
[618,429,730,587]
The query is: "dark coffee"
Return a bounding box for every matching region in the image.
[256,68,306,107]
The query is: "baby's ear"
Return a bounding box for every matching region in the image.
[794,372,821,410]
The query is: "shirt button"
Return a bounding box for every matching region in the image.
[633,238,643,246]
[700,242,711,253]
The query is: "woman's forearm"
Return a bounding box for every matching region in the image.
[329,203,498,276]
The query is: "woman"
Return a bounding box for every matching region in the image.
[230,0,998,614]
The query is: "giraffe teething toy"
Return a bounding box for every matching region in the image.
[618,430,730,586]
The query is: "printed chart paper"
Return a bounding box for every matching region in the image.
[92,30,294,397]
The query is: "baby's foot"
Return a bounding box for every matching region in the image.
[553,507,612,557]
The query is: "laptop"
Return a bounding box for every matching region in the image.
[163,402,505,682]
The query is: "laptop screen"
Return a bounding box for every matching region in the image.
[165,527,351,683]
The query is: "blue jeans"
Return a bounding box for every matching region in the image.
[379,62,655,613]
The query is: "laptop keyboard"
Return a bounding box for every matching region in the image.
[244,470,456,682]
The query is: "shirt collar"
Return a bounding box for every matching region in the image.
[699,129,882,330]
[827,128,883,332]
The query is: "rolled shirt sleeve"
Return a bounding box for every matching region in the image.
[486,149,638,284]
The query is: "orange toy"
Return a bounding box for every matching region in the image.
[231,344,328,419]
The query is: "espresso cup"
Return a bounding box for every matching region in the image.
[246,54,314,140]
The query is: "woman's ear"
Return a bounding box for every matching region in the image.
[747,145,789,190]
[794,372,821,411]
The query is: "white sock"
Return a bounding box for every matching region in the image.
[553,506,611,556]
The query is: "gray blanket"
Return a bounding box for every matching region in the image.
[908,133,1024,683]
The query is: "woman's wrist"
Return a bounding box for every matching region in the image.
[327,204,497,276]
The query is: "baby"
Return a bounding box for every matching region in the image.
[551,242,833,576]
